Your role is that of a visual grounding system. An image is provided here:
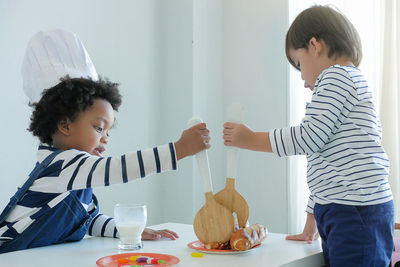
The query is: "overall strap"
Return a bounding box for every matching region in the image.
[0,150,63,225]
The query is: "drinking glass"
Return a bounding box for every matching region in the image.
[114,204,147,250]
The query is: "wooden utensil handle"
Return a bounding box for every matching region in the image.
[226,102,243,179]
[188,117,213,193]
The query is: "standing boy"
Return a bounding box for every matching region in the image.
[223,6,394,266]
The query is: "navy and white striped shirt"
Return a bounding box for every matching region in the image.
[0,143,177,244]
[270,65,392,213]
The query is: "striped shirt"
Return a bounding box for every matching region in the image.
[270,65,392,213]
[0,143,177,244]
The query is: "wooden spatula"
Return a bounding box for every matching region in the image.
[188,117,234,244]
[215,103,249,228]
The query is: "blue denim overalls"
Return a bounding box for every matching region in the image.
[0,150,99,253]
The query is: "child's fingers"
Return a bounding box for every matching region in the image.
[196,122,207,128]
[142,231,161,240]
[199,128,210,135]
[286,233,315,244]
[203,135,211,148]
[223,134,231,141]
[224,140,233,146]
[157,230,178,240]
[223,122,236,129]
[223,134,232,142]
[200,135,211,149]
[223,128,233,135]
[203,135,211,143]
[165,229,179,238]
[285,233,309,241]
[190,122,207,130]
[161,229,179,238]
[285,234,300,240]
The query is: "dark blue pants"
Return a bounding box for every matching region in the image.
[314,201,394,267]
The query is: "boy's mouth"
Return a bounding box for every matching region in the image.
[94,147,105,157]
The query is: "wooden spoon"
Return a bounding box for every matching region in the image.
[188,117,234,244]
[214,103,249,228]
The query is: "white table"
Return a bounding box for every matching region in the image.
[0,222,324,267]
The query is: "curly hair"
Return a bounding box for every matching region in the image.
[28,76,122,145]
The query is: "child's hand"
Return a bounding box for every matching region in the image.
[286,228,319,244]
[174,123,210,160]
[285,213,319,244]
[223,122,272,152]
[223,122,254,149]
[142,228,179,240]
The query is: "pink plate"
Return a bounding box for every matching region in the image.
[187,240,261,254]
[96,252,180,267]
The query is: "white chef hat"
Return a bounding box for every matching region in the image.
[21,29,98,103]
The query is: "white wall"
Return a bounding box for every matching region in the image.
[221,0,289,232]
[157,0,196,224]
[0,0,290,233]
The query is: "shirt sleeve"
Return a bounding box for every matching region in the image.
[306,195,315,214]
[30,143,177,193]
[270,68,358,157]
[87,214,119,238]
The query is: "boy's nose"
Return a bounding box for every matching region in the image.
[100,135,108,144]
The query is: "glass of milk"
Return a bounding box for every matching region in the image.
[114,204,147,250]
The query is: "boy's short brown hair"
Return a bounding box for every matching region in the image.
[285,5,362,70]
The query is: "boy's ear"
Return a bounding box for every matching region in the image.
[57,118,72,136]
[308,37,323,56]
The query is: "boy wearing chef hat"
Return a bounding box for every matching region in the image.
[0,29,210,253]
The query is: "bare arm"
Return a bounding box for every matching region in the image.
[223,122,272,152]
